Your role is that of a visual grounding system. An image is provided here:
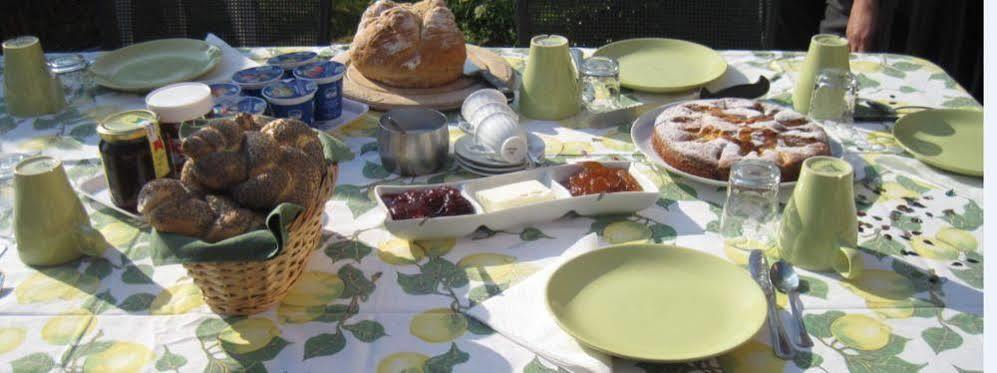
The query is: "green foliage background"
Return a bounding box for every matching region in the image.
[330,0,516,46]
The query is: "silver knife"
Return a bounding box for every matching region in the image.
[463,58,514,102]
[749,250,796,359]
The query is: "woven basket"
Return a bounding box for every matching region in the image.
[183,163,339,315]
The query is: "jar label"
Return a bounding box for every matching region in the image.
[138,119,171,178]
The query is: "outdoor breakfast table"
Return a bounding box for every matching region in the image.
[0,45,984,373]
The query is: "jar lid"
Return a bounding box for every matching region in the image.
[48,54,88,74]
[267,51,318,68]
[208,83,241,98]
[213,96,268,117]
[145,82,214,123]
[293,60,346,83]
[99,110,157,142]
[231,65,284,87]
[262,79,317,105]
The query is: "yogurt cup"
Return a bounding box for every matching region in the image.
[267,51,318,79]
[293,60,346,126]
[231,65,283,98]
[262,79,318,124]
[208,83,241,99]
[210,96,268,118]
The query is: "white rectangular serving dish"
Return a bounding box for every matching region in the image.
[374,161,659,239]
[315,98,369,130]
[79,173,147,222]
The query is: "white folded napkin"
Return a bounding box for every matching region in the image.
[198,33,260,83]
[465,233,612,373]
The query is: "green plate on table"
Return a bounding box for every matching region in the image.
[91,38,222,92]
[893,108,983,177]
[546,243,766,362]
[593,38,727,93]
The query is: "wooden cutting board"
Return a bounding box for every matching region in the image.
[331,45,516,111]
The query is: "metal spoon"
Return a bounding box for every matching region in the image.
[384,116,406,134]
[770,260,814,347]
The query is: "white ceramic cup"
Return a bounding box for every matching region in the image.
[472,113,527,164]
[461,89,507,121]
[468,102,518,127]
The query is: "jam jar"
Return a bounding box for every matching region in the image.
[145,82,214,175]
[97,110,171,212]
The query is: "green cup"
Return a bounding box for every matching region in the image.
[778,156,863,279]
[792,34,850,114]
[518,35,581,120]
[14,156,105,266]
[2,36,66,117]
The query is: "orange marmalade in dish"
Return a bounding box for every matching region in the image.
[567,162,642,196]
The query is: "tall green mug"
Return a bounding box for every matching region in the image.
[778,156,863,279]
[518,35,581,120]
[792,34,850,114]
[2,36,66,117]
[14,156,105,266]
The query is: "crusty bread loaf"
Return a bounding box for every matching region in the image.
[349,0,466,88]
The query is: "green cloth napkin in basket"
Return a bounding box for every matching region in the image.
[151,129,353,264]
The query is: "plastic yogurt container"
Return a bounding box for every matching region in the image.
[210,96,269,118]
[262,79,318,124]
[208,83,241,98]
[231,65,283,98]
[267,51,319,79]
[293,60,346,125]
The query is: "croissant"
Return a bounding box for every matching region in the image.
[350,0,466,88]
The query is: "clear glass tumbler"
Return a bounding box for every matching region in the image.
[719,159,782,248]
[48,54,95,106]
[581,56,621,111]
[808,68,884,152]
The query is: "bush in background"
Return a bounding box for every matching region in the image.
[330,0,516,46]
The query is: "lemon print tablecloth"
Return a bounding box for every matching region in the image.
[0,46,983,372]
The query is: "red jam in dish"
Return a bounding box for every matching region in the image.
[567,162,642,196]
[382,186,475,220]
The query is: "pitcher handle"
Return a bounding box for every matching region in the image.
[832,246,863,280]
[74,225,108,258]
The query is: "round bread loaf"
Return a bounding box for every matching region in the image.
[349,0,466,88]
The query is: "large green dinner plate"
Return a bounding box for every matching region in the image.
[593,38,727,93]
[546,243,767,362]
[893,108,983,177]
[91,39,222,92]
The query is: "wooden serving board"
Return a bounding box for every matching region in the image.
[332,45,516,111]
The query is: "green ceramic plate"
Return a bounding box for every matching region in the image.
[546,244,766,362]
[91,39,222,92]
[593,38,727,93]
[893,109,983,177]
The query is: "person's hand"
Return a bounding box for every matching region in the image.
[846,0,878,52]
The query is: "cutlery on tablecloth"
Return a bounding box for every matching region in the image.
[463,58,515,102]
[749,250,796,359]
[771,260,815,347]
[698,76,771,99]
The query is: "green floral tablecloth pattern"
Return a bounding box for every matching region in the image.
[0,47,983,373]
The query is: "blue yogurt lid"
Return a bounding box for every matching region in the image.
[293,60,346,84]
[213,96,268,117]
[267,51,319,68]
[262,79,318,105]
[231,65,284,88]
[208,83,241,98]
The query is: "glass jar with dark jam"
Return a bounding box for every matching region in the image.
[97,110,171,212]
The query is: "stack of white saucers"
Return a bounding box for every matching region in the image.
[454,133,545,176]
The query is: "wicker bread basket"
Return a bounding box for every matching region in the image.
[183,163,338,315]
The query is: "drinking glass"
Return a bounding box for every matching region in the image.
[808,68,884,152]
[581,56,621,111]
[48,54,95,106]
[720,159,781,248]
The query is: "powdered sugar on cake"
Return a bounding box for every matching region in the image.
[651,98,831,181]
